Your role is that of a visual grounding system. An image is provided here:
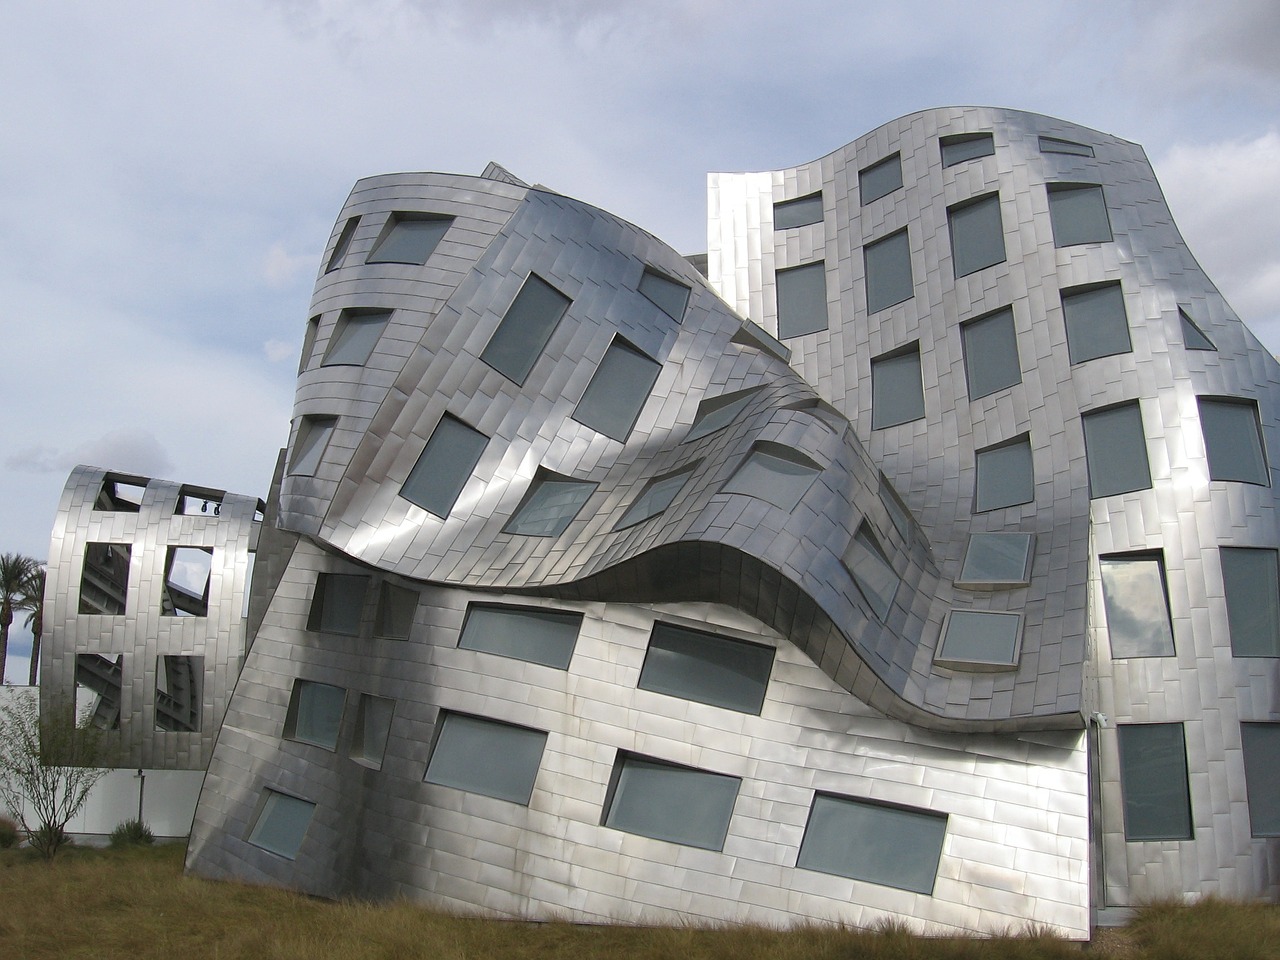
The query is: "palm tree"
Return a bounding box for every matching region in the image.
[17,566,46,686]
[0,553,40,685]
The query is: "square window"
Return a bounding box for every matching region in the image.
[603,753,740,851]
[683,387,761,443]
[480,273,572,385]
[503,473,596,537]
[638,621,774,714]
[936,610,1022,668]
[859,153,902,204]
[1241,723,1280,836]
[722,444,820,512]
[616,464,696,529]
[321,309,391,367]
[871,344,925,429]
[940,132,994,167]
[75,653,123,730]
[374,582,418,640]
[797,793,947,894]
[864,229,913,313]
[247,790,315,859]
[572,337,661,441]
[1039,136,1094,157]
[162,545,212,617]
[284,679,346,750]
[93,474,146,512]
[948,193,1006,278]
[1199,398,1268,485]
[775,261,827,338]
[155,655,203,732]
[958,532,1034,586]
[350,694,395,769]
[1062,282,1131,364]
[842,523,899,621]
[961,307,1021,399]
[1101,553,1175,658]
[773,191,823,230]
[1221,547,1280,657]
[1048,183,1112,247]
[306,573,369,637]
[400,415,489,518]
[1179,307,1215,351]
[1083,403,1151,497]
[458,603,582,669]
[288,416,336,477]
[424,712,547,805]
[79,542,131,615]
[638,268,690,321]
[1117,723,1193,840]
[325,215,360,272]
[974,436,1033,512]
[366,213,452,265]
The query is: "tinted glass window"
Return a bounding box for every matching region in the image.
[1048,184,1112,247]
[424,712,547,805]
[940,133,994,166]
[604,754,740,850]
[480,274,572,384]
[974,437,1033,512]
[1199,398,1268,485]
[366,214,452,265]
[1083,403,1151,497]
[842,523,899,621]
[285,679,346,750]
[962,307,1021,399]
[958,533,1033,585]
[639,621,773,714]
[306,573,369,636]
[1117,723,1193,840]
[936,611,1022,667]
[1062,283,1131,364]
[638,269,690,321]
[948,193,1006,277]
[572,338,661,441]
[1101,554,1175,658]
[1221,547,1280,657]
[798,794,947,894]
[776,261,827,338]
[503,476,596,537]
[458,604,581,669]
[400,415,488,518]
[322,310,391,367]
[871,346,925,429]
[247,791,315,859]
[722,447,820,512]
[773,192,823,230]
[1241,723,1280,836]
[859,154,902,204]
[864,229,912,313]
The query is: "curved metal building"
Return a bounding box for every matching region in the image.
[177,108,1280,934]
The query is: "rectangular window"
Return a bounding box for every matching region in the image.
[841,523,899,621]
[350,694,395,769]
[284,679,346,750]
[572,337,661,441]
[961,307,1021,399]
[322,309,391,367]
[616,464,696,529]
[639,622,773,714]
[773,191,823,230]
[399,415,488,518]
[958,533,1034,586]
[161,545,212,617]
[1117,723,1193,840]
[775,261,827,338]
[288,416,336,477]
[374,582,418,640]
[1039,136,1094,157]
[79,542,131,615]
[1048,183,1112,247]
[940,132,994,167]
[684,387,760,443]
[638,268,690,321]
[366,213,452,265]
[936,610,1022,668]
[722,444,820,513]
[154,655,203,733]
[325,215,359,272]
[1221,547,1280,657]
[1241,723,1280,836]
[948,192,1006,278]
[1199,398,1268,485]
[306,573,369,637]
[864,229,913,313]
[1082,402,1151,497]
[1100,553,1175,658]
[502,474,596,537]
[247,790,315,859]
[1062,282,1131,365]
[859,153,902,204]
[424,712,547,805]
[75,653,123,730]
[797,793,947,894]
[603,753,740,850]
[870,344,925,429]
[458,603,581,669]
[480,273,572,384]
[974,436,1033,512]
[1179,307,1215,351]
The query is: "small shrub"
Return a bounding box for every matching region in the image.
[109,818,154,847]
[0,814,18,848]
[30,823,70,853]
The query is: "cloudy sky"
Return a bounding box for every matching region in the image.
[3,0,1279,681]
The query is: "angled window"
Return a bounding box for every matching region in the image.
[458,603,581,669]
[974,436,1033,512]
[603,753,740,851]
[503,473,596,537]
[366,213,452,265]
[321,309,391,367]
[638,268,690,321]
[75,653,123,730]
[424,712,547,805]
[958,533,1034,586]
[93,474,146,512]
[1199,398,1268,485]
[247,790,315,859]
[1221,547,1280,657]
[174,486,223,516]
[638,621,774,714]
[480,273,572,385]
[797,794,947,894]
[879,473,915,541]
[155,655,202,732]
[79,542,130,615]
[616,464,696,529]
[325,215,359,272]
[306,573,369,637]
[1179,307,1215,350]
[1101,553,1175,658]
[299,315,320,373]
[722,444,820,512]
[1039,136,1094,157]
[572,337,661,441]
[400,415,488,518]
[936,610,1022,668]
[962,307,1021,399]
[871,343,925,429]
[1083,402,1151,497]
[374,582,418,640]
[864,228,913,313]
[288,415,336,477]
[350,694,395,769]
[940,132,994,167]
[948,192,1006,278]
[842,522,899,621]
[684,387,760,443]
[731,321,790,361]
[775,261,827,338]
[1117,723,1193,841]
[773,191,823,230]
[1241,723,1280,836]
[162,545,212,617]
[1062,282,1131,364]
[859,153,902,204]
[284,679,346,751]
[1048,183,1112,247]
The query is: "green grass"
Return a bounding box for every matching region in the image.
[0,844,1276,959]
